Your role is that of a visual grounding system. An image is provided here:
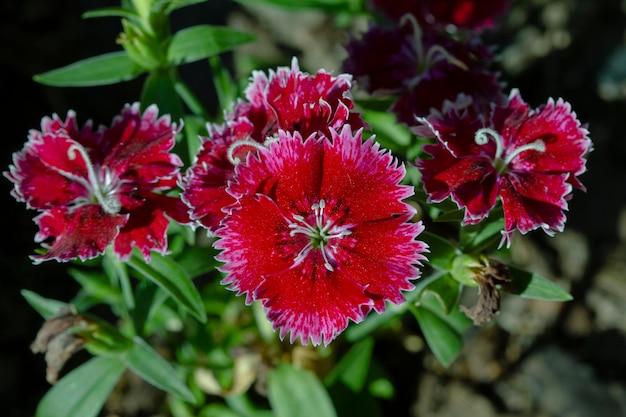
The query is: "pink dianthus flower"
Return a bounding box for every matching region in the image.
[369,0,510,32]
[182,57,366,233]
[415,90,592,247]
[214,126,428,346]
[5,103,189,263]
[342,19,505,128]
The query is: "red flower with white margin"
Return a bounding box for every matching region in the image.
[213,125,428,346]
[5,103,190,263]
[415,90,592,247]
[181,57,366,233]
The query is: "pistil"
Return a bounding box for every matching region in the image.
[400,13,468,82]
[474,127,546,173]
[66,143,121,214]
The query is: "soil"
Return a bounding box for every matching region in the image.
[2,1,626,417]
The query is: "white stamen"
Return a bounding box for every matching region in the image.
[474,127,504,161]
[67,144,120,214]
[474,128,546,172]
[502,139,546,166]
[424,45,469,71]
[288,199,351,272]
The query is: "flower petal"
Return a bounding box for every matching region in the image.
[499,172,571,245]
[32,206,128,264]
[322,126,414,223]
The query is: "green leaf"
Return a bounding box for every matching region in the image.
[344,271,443,342]
[224,394,276,417]
[420,231,457,271]
[504,266,573,301]
[131,279,160,337]
[167,25,257,65]
[459,214,505,253]
[324,337,374,391]
[141,69,185,122]
[412,292,472,367]
[127,251,206,322]
[175,245,219,279]
[361,109,411,152]
[161,0,211,14]
[124,336,195,403]
[82,7,138,21]
[423,274,461,314]
[432,208,465,223]
[209,54,239,113]
[33,51,143,87]
[412,306,462,368]
[68,268,123,305]
[36,356,126,417]
[267,363,337,417]
[21,289,68,320]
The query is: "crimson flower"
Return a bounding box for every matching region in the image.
[182,57,366,233]
[214,126,428,346]
[369,0,510,32]
[415,90,592,246]
[5,103,189,263]
[342,19,505,128]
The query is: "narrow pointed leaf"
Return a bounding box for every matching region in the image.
[324,337,374,391]
[21,289,68,320]
[423,273,461,314]
[412,305,462,368]
[124,336,195,403]
[504,266,573,301]
[141,69,185,122]
[268,363,337,417]
[164,0,211,13]
[33,51,143,87]
[412,292,472,367]
[82,7,138,20]
[167,25,257,65]
[36,356,125,417]
[127,251,206,322]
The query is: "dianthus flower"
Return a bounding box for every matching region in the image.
[369,0,510,32]
[182,57,366,233]
[415,90,592,247]
[5,103,189,263]
[342,18,505,128]
[214,126,428,346]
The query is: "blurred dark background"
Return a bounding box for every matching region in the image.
[2,1,626,416]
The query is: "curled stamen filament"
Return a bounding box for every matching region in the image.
[475,128,546,171]
[227,139,267,165]
[424,45,469,71]
[502,139,546,166]
[475,127,504,161]
[400,13,468,75]
[67,144,120,214]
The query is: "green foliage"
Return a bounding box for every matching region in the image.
[33,52,143,87]
[126,250,207,323]
[268,363,337,417]
[166,25,257,65]
[20,1,578,416]
[36,356,126,417]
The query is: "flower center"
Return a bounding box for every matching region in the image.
[66,143,121,214]
[288,199,352,272]
[474,127,546,173]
